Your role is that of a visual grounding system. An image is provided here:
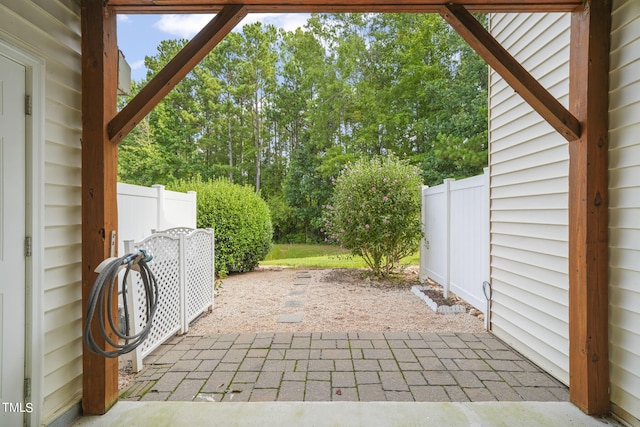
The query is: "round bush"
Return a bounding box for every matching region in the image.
[324,155,423,277]
[172,178,273,276]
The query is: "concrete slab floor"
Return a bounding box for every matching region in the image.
[70,401,623,427]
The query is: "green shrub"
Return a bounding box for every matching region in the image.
[324,155,423,277]
[171,178,273,276]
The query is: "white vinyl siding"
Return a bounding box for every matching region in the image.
[488,13,570,384]
[0,1,82,425]
[609,1,640,424]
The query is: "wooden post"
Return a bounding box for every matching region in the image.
[80,1,120,414]
[568,0,611,415]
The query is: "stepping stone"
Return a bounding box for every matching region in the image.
[285,300,304,308]
[289,290,306,296]
[294,281,310,286]
[278,313,304,323]
[296,274,312,279]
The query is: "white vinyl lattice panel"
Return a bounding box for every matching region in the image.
[185,229,215,326]
[124,228,215,371]
[125,235,183,370]
[155,227,194,237]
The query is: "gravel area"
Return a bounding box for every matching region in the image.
[119,266,485,390]
[187,266,485,335]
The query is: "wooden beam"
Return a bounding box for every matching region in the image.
[80,1,119,415]
[109,5,247,144]
[568,0,611,415]
[107,0,582,14]
[440,4,581,142]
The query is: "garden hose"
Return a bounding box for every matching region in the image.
[483,280,492,331]
[83,250,158,358]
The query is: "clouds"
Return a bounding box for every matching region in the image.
[117,13,312,80]
[154,14,214,38]
[154,13,310,39]
[129,59,146,72]
[244,13,311,32]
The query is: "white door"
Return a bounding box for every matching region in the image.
[0,53,27,426]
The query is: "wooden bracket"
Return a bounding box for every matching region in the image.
[440,4,581,142]
[109,5,247,144]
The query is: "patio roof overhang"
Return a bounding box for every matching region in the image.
[106,0,582,13]
[80,0,610,418]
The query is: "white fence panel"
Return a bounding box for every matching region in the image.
[117,182,196,256]
[125,228,214,371]
[160,185,198,231]
[420,169,489,311]
[449,172,490,310]
[420,183,450,287]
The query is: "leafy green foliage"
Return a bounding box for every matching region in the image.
[118,14,488,242]
[266,194,299,242]
[282,137,337,243]
[171,179,273,276]
[324,155,423,277]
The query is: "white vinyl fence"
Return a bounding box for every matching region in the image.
[117,182,197,257]
[420,168,489,311]
[124,228,214,372]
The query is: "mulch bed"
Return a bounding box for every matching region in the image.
[419,280,475,312]
[322,268,477,313]
[322,268,420,290]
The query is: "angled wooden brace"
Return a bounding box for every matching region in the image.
[440,4,581,142]
[109,5,247,144]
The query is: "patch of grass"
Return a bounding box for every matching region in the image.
[262,254,367,268]
[401,252,420,266]
[264,244,350,261]
[261,244,420,269]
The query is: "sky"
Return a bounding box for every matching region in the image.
[117,13,311,81]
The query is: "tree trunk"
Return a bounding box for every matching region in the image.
[254,119,262,192]
[255,147,262,192]
[254,92,262,192]
[227,116,233,182]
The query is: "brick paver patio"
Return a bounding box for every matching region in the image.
[121,332,569,403]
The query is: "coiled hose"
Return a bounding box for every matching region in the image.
[483,281,492,331]
[83,250,158,358]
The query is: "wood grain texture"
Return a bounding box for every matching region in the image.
[107,0,582,13]
[568,0,611,416]
[81,2,120,415]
